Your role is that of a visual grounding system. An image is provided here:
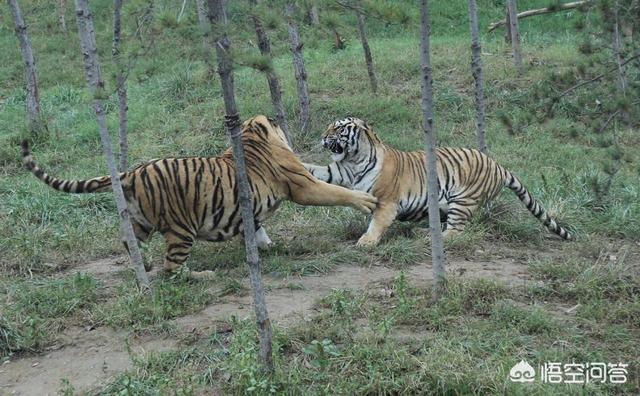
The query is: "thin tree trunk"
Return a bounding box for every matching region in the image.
[195,0,214,77]
[612,0,627,96]
[208,0,273,374]
[74,0,150,291]
[504,7,511,43]
[285,3,310,133]
[332,28,345,50]
[58,0,68,36]
[309,4,320,25]
[355,4,378,94]
[419,0,445,301]
[507,0,523,74]
[467,0,487,153]
[113,0,128,172]
[177,0,188,23]
[612,0,629,122]
[8,0,45,135]
[250,0,293,146]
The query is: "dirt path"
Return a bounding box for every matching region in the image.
[0,256,531,395]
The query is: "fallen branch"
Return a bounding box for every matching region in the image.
[598,109,620,134]
[488,1,590,33]
[542,52,640,118]
[557,52,640,99]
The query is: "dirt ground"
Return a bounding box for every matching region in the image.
[0,254,535,395]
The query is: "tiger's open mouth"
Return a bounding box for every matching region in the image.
[324,139,344,155]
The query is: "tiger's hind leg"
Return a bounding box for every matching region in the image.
[162,231,195,273]
[442,198,479,239]
[255,226,273,249]
[121,222,154,271]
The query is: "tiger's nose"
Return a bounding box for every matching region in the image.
[321,139,328,148]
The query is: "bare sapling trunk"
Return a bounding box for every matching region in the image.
[113,0,128,172]
[250,0,293,146]
[285,3,311,133]
[504,6,511,43]
[419,0,445,300]
[355,4,378,94]
[612,0,627,96]
[177,0,188,23]
[58,0,68,36]
[467,0,487,153]
[74,0,150,290]
[195,0,214,77]
[612,0,628,122]
[507,0,523,74]
[208,0,273,374]
[8,0,46,135]
[309,4,319,25]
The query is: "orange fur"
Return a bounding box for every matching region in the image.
[22,116,377,271]
[305,117,572,246]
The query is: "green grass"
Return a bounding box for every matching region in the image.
[96,271,216,333]
[0,273,99,357]
[94,255,640,394]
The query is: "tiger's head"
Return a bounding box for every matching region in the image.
[242,115,292,150]
[321,117,379,162]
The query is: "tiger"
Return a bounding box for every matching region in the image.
[21,115,378,272]
[304,117,572,246]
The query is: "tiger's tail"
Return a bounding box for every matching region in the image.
[504,171,572,240]
[21,140,113,193]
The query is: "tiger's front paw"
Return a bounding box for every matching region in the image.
[356,234,379,247]
[351,191,378,214]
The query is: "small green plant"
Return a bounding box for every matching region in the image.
[324,288,351,317]
[303,339,340,369]
[220,318,277,394]
[58,378,75,396]
[392,271,416,316]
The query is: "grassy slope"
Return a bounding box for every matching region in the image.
[0,0,638,394]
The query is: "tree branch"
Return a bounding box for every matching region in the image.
[488,1,591,33]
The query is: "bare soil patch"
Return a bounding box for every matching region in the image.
[1,255,531,395]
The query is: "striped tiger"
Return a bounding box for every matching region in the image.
[304,117,572,246]
[21,115,377,272]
